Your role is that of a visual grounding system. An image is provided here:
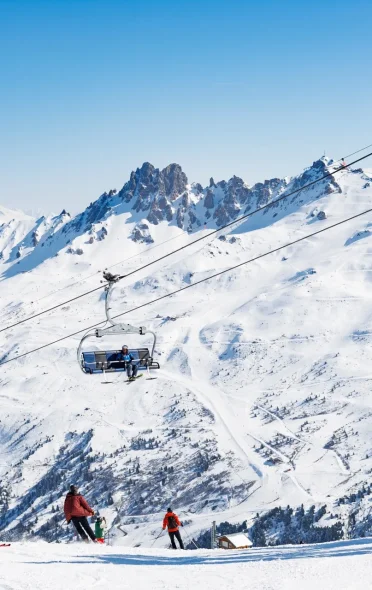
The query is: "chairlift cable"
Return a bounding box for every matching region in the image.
[1,204,372,368]
[107,206,372,321]
[0,151,371,336]
[113,152,372,283]
[34,227,199,304]
[0,231,206,334]
[10,143,372,311]
[338,142,372,162]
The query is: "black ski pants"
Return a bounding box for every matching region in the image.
[169,529,184,549]
[71,516,96,542]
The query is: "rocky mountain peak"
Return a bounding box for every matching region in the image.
[161,163,188,200]
[0,156,348,272]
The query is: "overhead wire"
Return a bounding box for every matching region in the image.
[112,152,372,281]
[32,226,203,305]
[1,230,200,330]
[337,142,372,162]
[1,204,372,368]
[10,142,372,310]
[1,149,371,336]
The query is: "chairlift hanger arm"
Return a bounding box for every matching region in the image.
[100,271,157,356]
[77,271,158,374]
[104,279,119,326]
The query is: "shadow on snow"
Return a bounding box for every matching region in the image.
[28,537,372,567]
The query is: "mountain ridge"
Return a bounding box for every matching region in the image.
[0,156,340,278]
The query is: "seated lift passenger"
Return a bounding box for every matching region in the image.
[117,345,138,379]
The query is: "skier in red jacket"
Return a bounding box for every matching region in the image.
[64,485,97,543]
[163,508,184,549]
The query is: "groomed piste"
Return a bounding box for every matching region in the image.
[1,537,372,590]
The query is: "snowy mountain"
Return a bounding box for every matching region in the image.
[0,158,339,278]
[1,156,372,547]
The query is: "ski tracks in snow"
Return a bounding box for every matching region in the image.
[161,318,314,505]
[255,404,349,476]
[167,305,327,504]
[159,367,264,481]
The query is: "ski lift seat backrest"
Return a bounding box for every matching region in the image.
[95,351,108,370]
[81,349,160,373]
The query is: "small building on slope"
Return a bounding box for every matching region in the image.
[217,532,253,550]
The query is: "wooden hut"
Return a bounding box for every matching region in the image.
[217,532,253,550]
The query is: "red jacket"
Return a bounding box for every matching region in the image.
[163,511,181,532]
[64,493,94,522]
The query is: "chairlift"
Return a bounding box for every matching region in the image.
[77,271,160,380]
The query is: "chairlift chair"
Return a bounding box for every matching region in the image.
[77,271,160,379]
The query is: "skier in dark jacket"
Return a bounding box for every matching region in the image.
[163,508,184,549]
[117,345,138,379]
[64,485,97,543]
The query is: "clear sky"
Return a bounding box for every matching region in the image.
[1,0,372,215]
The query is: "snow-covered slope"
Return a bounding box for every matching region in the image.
[1,538,372,590]
[0,205,36,265]
[1,157,372,546]
[0,158,339,279]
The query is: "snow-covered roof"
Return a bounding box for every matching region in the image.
[219,533,253,547]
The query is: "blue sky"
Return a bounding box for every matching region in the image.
[1,0,371,214]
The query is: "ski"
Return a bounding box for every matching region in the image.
[0,543,11,547]
[126,373,143,383]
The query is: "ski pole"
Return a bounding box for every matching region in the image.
[181,521,200,549]
[151,529,164,547]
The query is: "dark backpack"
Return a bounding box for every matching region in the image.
[167,514,178,529]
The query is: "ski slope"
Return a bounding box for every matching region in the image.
[1,157,372,544]
[1,538,372,590]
